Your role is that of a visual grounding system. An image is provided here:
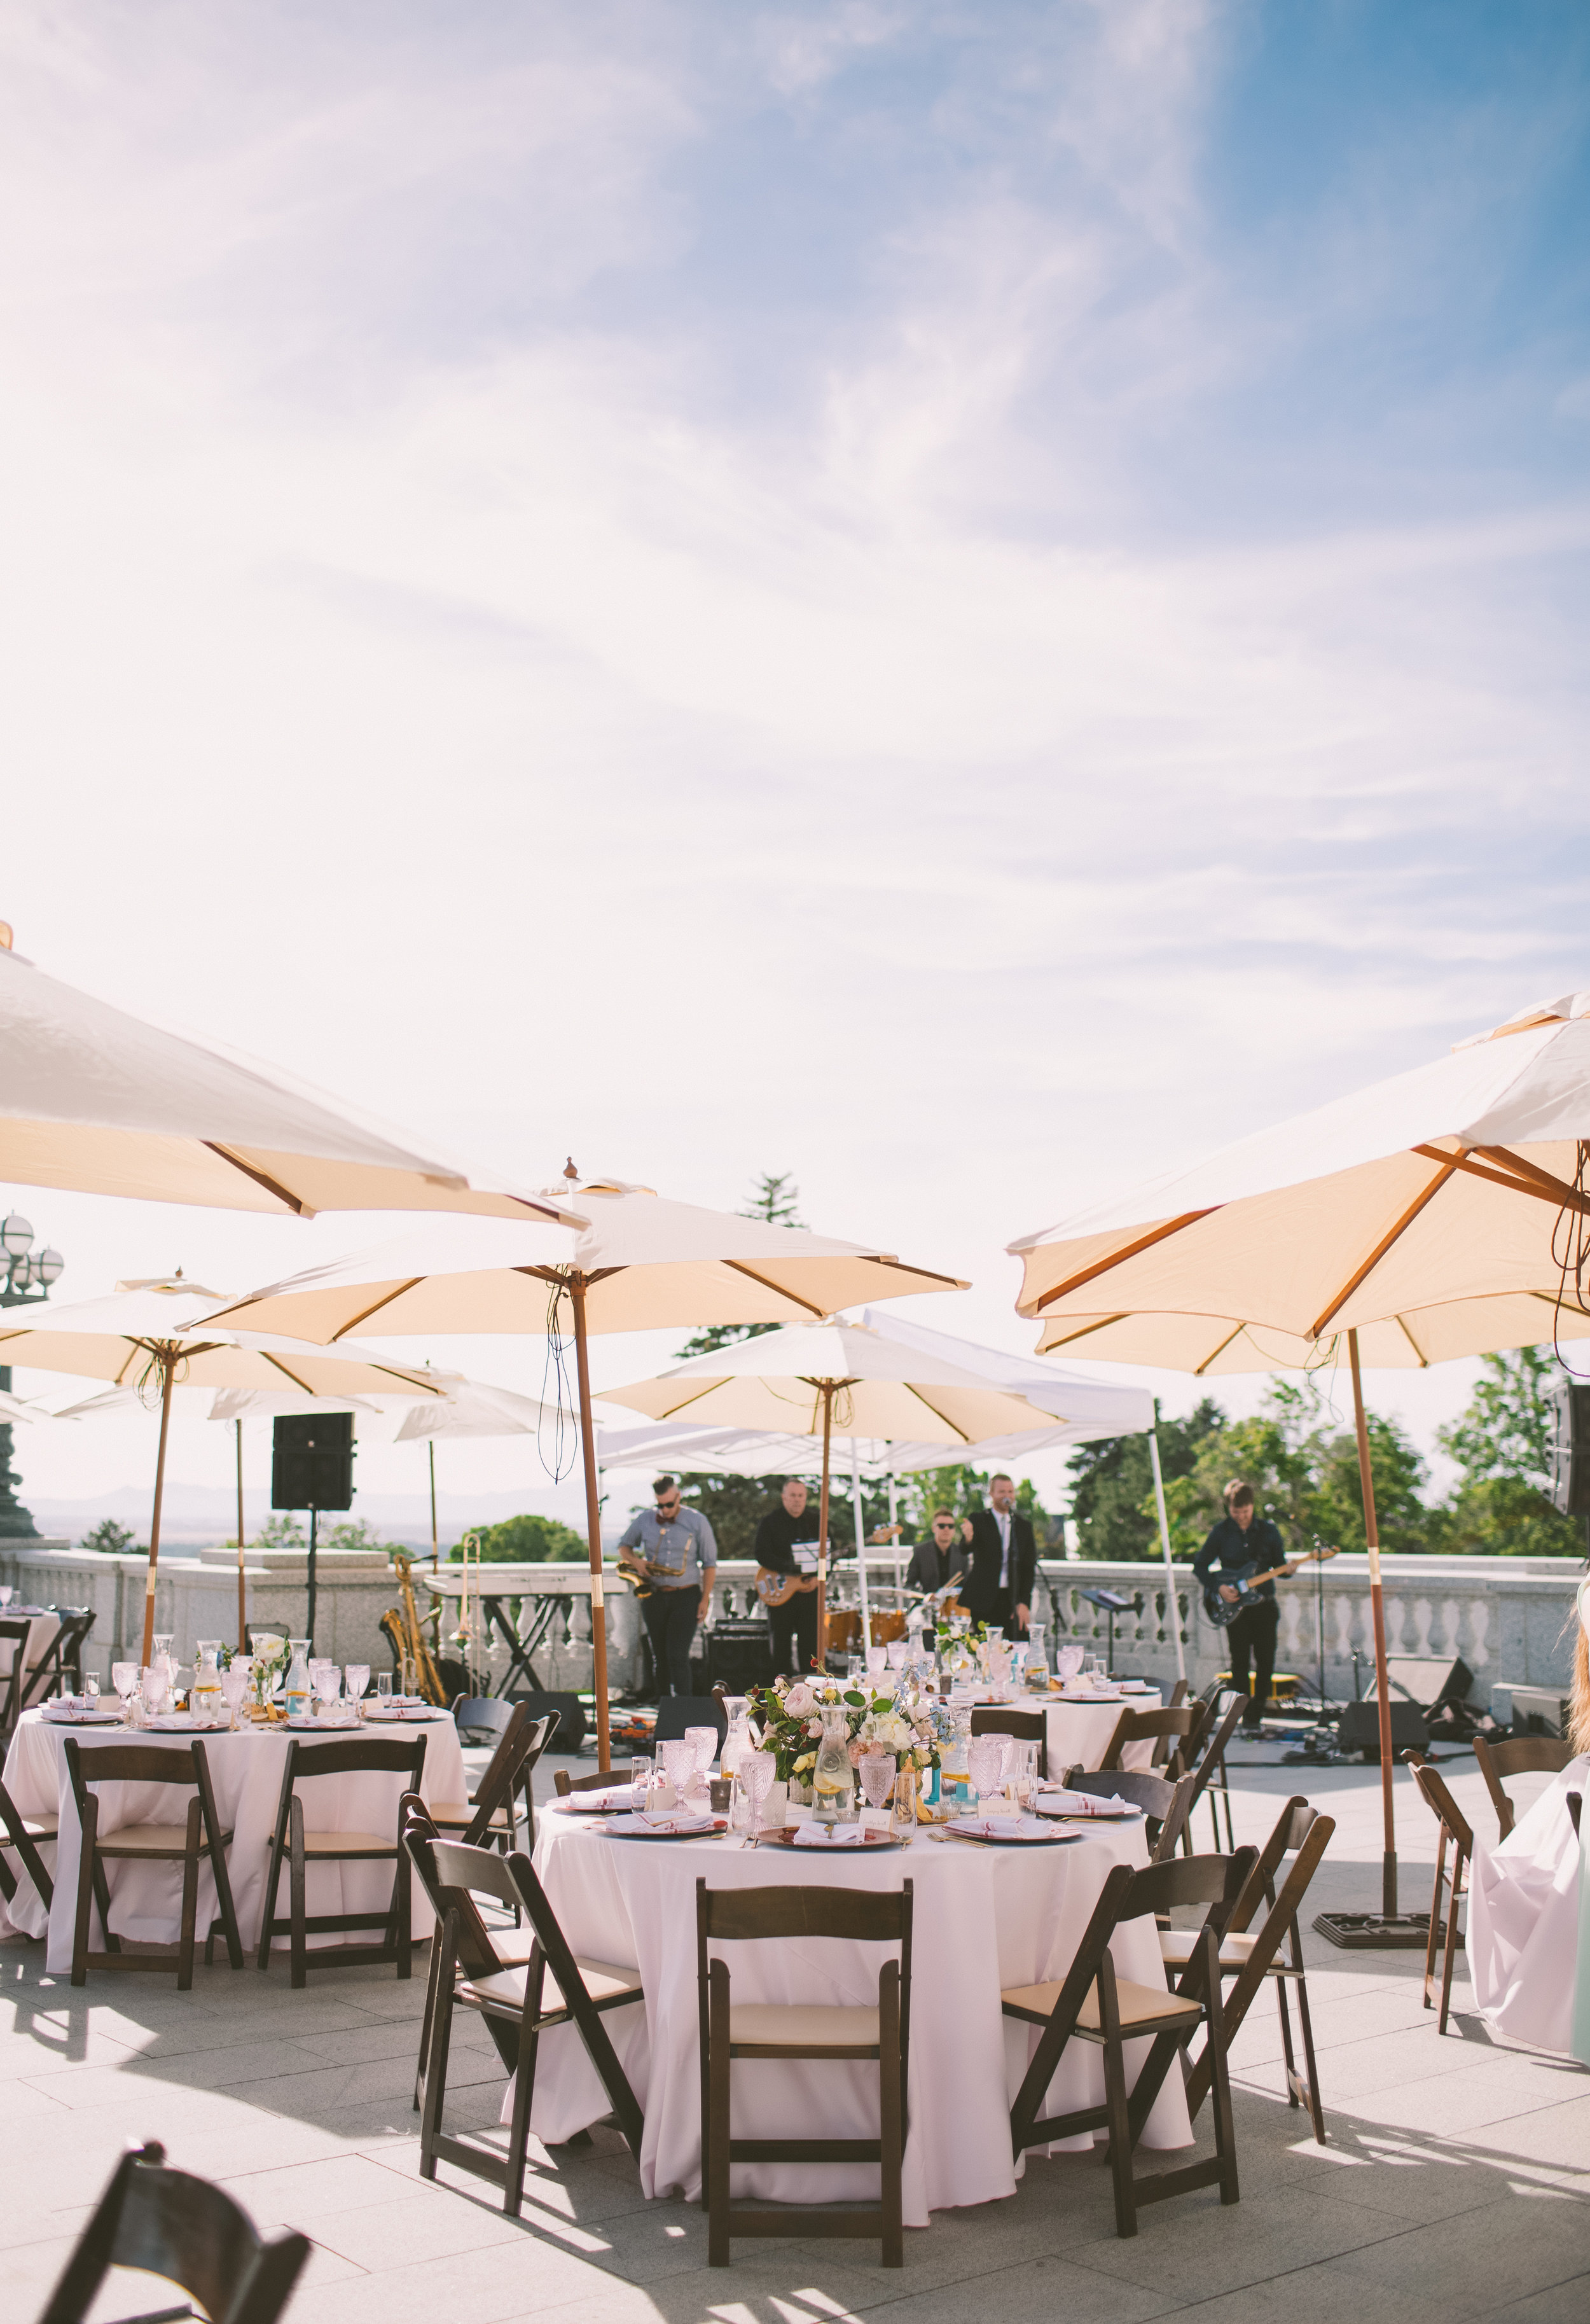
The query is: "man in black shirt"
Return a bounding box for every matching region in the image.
[904,1507,962,1598]
[1193,1479,1299,1731]
[754,1477,823,1678]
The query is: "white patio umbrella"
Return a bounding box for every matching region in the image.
[1009,984,1590,1933]
[387,1370,577,1570]
[0,928,583,1221]
[600,1320,1066,1659]
[0,1278,439,1659]
[202,1179,967,1765]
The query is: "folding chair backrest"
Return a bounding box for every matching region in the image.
[1180,1693,1250,1817]
[269,1733,428,1846]
[1117,1847,1257,1931]
[403,1801,515,1982]
[1474,1736,1575,1839]
[451,1694,515,1745]
[1102,1705,1200,1774]
[971,1707,1044,1743]
[698,1880,910,1947]
[27,1608,95,1707]
[1406,1755,1476,1856]
[471,1706,555,1821]
[555,1765,614,1795]
[0,1616,32,1731]
[1165,1679,1189,1712]
[64,1738,218,1824]
[1227,1793,1310,1933]
[653,1695,726,1746]
[40,2138,309,2324]
[435,1839,610,2028]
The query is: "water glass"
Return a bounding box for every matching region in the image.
[0,1585,13,1609]
[885,1639,908,1670]
[967,1733,1007,1812]
[220,1664,250,1729]
[740,1749,774,1843]
[629,1755,653,1811]
[376,1672,392,1702]
[314,1666,343,1720]
[685,1725,719,1795]
[661,1736,697,1805]
[142,1665,170,1720]
[82,1668,100,1704]
[344,1664,370,1713]
[111,1661,138,1720]
[859,1749,895,1814]
[865,1645,888,1681]
[892,1765,918,1835]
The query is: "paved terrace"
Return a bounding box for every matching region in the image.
[3,1745,1587,2324]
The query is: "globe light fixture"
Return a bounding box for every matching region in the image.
[0,1207,64,1309]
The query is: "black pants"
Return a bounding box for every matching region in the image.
[1224,1600,1280,1722]
[643,1587,700,1697]
[766,1590,819,1679]
[966,1592,1028,1641]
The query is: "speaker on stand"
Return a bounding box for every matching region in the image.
[271,1414,355,1653]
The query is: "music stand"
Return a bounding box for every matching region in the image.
[1078,1587,1137,1676]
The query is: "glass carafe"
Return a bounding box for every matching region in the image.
[284,1638,312,1721]
[719,1696,754,1778]
[812,1701,855,1825]
[191,1642,224,1725]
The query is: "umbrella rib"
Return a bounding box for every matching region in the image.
[721,1263,827,1318]
[202,1144,312,1217]
[1393,1314,1429,1367]
[324,1279,427,1340]
[1193,1323,1245,1377]
[897,1386,974,1445]
[1039,1314,1129,1348]
[260,1351,317,1395]
[869,1257,971,1291]
[1469,1145,1590,1211]
[1309,1154,1463,1337]
[1411,1144,1590,1216]
[1031,1212,1217,1312]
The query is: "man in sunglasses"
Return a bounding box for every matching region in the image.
[618,1475,717,1699]
[904,1508,963,1598]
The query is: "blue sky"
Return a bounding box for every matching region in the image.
[2,1,1587,1522]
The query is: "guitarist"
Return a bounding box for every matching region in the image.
[1194,1479,1296,1732]
[754,1477,824,1678]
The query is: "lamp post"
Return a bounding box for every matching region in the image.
[0,1210,64,1539]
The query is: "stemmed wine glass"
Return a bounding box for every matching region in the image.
[0,1585,13,1610]
[684,1725,718,1800]
[859,1748,895,1823]
[220,1661,251,1730]
[967,1734,1007,1826]
[314,1664,343,1722]
[111,1661,138,1722]
[344,1664,370,1717]
[740,1749,774,1846]
[661,1737,697,1816]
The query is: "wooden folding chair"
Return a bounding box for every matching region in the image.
[1100,1702,1208,1781]
[972,1704,1047,1779]
[428,1705,555,1853]
[65,1739,242,1991]
[555,1766,618,1797]
[39,2138,308,2324]
[22,1608,96,1711]
[697,1875,913,2267]
[417,1836,645,2213]
[1051,1768,1199,1863]
[1172,1797,1334,2142]
[1179,1693,1250,1854]
[1004,1848,1255,2238]
[255,1733,427,1987]
[1151,1680,1190,1765]
[0,1616,36,1739]
[403,1793,539,2113]
[1405,1753,1474,2035]
[1474,1736,1575,1840]
[0,1772,56,1913]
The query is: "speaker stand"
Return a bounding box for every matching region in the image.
[305,1506,318,1655]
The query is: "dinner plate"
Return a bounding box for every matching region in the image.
[600,1814,728,1841]
[1034,1800,1144,1822]
[41,1709,122,1726]
[758,1826,904,1851]
[364,1709,448,1723]
[946,1816,1081,1846]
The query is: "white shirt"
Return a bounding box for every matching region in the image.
[996,1508,1012,1589]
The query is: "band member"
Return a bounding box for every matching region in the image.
[1192,1479,1290,1730]
[616,1475,717,1698]
[960,1473,1035,1636]
[754,1477,822,1677]
[904,1507,961,1596]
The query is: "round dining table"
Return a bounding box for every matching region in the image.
[515,1804,1194,2229]
[1044,1686,1163,1778]
[0,1706,467,1972]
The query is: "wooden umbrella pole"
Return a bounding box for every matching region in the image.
[235,1417,246,1652]
[428,1441,439,1573]
[815,1385,834,1673]
[142,1353,176,1666]
[1348,1328,1398,1917]
[569,1277,612,1774]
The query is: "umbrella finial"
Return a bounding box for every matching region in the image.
[564,1157,579,1189]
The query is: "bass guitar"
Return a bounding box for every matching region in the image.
[1202,1543,1339,1628]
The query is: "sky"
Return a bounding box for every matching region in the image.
[2,1,1588,1537]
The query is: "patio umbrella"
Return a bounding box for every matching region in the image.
[200,1180,967,1766]
[1009,984,1590,1934]
[0,1277,440,1659]
[387,1370,576,1570]
[599,1319,1063,1660]
[0,928,583,1221]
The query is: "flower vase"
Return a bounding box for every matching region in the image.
[813,1701,857,1825]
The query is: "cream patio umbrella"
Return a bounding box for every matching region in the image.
[0,1277,440,1659]
[200,1179,967,1766]
[600,1319,1066,1660]
[1009,984,1590,1937]
[0,927,583,1222]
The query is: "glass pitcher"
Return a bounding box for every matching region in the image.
[812,1701,855,1825]
[191,1641,225,1725]
[719,1696,754,1778]
[284,1638,312,1721]
[1025,1623,1048,1688]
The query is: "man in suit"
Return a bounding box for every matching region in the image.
[904,1508,962,1598]
[960,1473,1035,1636]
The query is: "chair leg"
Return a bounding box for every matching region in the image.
[258,1825,285,1972]
[289,1804,307,1991]
[1202,1940,1240,2206]
[396,1845,412,1979]
[177,1821,200,1993]
[504,2022,540,2219]
[414,1935,445,2112]
[1102,2033,1137,2239]
[71,1799,98,1987]
[418,1975,454,2181]
[1438,1847,1464,2037]
[878,1964,904,2268]
[1292,1970,1326,2143]
[1423,1828,1447,2011]
[1275,1975,1299,2106]
[707,1961,732,2266]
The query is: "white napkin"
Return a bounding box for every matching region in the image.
[794,1823,866,1847]
[1036,1787,1132,1817]
[604,1813,718,1837]
[948,1815,1056,1841]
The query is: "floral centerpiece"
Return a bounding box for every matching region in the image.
[247,1632,291,1711]
[746,1675,940,1803]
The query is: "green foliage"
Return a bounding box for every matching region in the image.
[677,1172,805,1359]
[668,1474,796,1562]
[81,1517,139,1554]
[254,1511,305,1547]
[1436,1350,1584,1555]
[319,1518,387,1552]
[1072,1400,1226,1561]
[457,1512,588,1562]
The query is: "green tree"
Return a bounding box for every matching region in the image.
[458,1512,588,1562]
[321,1518,386,1553]
[81,1517,139,1554]
[1071,1400,1227,1561]
[1435,1347,1583,1555]
[677,1172,805,1359]
[254,1511,306,1547]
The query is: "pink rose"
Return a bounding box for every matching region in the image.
[784,1683,816,1718]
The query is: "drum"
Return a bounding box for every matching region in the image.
[826,1608,862,1654]
[870,1608,908,1644]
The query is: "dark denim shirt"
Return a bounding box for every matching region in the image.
[1193,1514,1286,1601]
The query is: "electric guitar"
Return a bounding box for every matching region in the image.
[756,1563,821,1609]
[1202,1543,1339,1628]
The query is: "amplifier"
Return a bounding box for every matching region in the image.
[707,1627,775,1691]
[1509,1685,1571,1739]
[1546,1378,1590,1515]
[1337,1699,1427,1762]
[1383,1655,1474,1713]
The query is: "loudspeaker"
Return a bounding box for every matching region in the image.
[706,1623,775,1692]
[1509,1685,1571,1739]
[1337,1699,1427,1761]
[1383,1655,1474,1714]
[271,1413,355,1512]
[1545,1379,1590,1515]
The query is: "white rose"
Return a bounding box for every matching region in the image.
[785,1683,816,1717]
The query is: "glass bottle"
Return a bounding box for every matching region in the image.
[812,1701,855,1825]
[284,1638,312,1721]
[191,1641,224,1725]
[719,1696,754,1778]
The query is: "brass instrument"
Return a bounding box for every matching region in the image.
[380,1551,447,1706]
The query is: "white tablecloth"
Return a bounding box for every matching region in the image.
[0,1709,466,1972]
[516,1809,1192,2226]
[1469,1751,1589,2056]
[1045,1689,1163,1777]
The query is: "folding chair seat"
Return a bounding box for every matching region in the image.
[697,1875,912,2267]
[39,2137,308,2324]
[1052,1767,1199,1863]
[65,1739,242,1991]
[1166,1795,1334,2141]
[255,1733,427,1987]
[1405,1753,1474,2036]
[971,1704,1047,1779]
[1004,1847,1256,2238]
[411,1831,644,2213]
[1100,1702,1209,1781]
[0,1775,56,1912]
[1474,1735,1575,1840]
[428,1705,555,1851]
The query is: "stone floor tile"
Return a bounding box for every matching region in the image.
[1070,2182,1403,2302]
[219,2152,429,2225]
[1328,2193,1590,2319]
[304,2187,530,2270]
[1488,2273,1590,2322]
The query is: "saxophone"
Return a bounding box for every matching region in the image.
[380,1552,447,1706]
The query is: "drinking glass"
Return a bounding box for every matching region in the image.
[967,1734,1005,1815]
[865,1645,888,1682]
[220,1664,250,1729]
[740,1749,774,1844]
[985,1627,1004,1648]
[629,1755,653,1811]
[376,1672,392,1702]
[859,1749,895,1816]
[0,1585,13,1609]
[80,1667,100,1704]
[111,1661,137,1718]
[892,1764,918,1835]
[685,1725,718,1795]
[314,1665,343,1720]
[344,1664,370,1715]
[661,1737,696,1806]
[1011,1741,1039,1809]
[142,1666,170,1720]
[151,1634,175,1674]
[885,1639,908,1671]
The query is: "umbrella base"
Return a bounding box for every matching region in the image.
[1313,1910,1434,1951]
